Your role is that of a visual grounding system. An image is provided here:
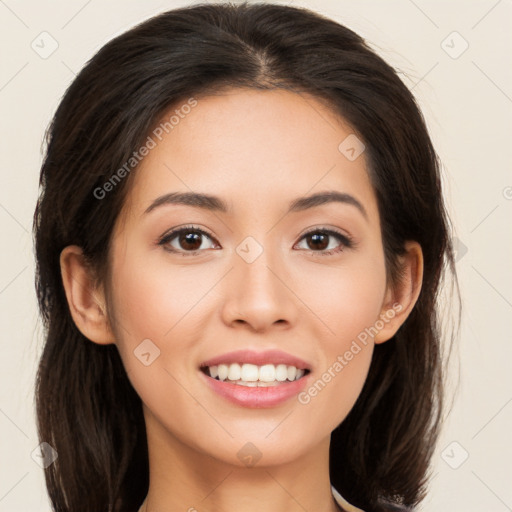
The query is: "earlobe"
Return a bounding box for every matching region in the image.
[59,245,115,345]
[374,241,424,344]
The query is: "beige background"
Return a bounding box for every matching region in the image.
[0,0,511,510]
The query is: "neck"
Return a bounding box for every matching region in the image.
[138,408,341,512]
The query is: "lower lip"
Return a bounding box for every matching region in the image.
[199,371,310,408]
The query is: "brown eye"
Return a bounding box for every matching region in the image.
[295,228,353,256]
[159,226,217,255]
[305,232,329,251]
[177,231,203,251]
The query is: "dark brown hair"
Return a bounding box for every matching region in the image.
[33,2,458,511]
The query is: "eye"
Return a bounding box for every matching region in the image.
[158,225,219,255]
[295,228,354,256]
[158,225,354,257]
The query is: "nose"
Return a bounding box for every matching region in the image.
[219,246,298,333]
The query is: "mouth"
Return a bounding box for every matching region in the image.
[200,363,311,387]
[198,349,313,407]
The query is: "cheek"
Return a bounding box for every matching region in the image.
[294,248,387,342]
[107,255,207,424]
[291,252,386,426]
[107,249,219,392]
[109,251,216,344]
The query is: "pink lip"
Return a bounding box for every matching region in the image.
[199,370,311,408]
[199,349,312,370]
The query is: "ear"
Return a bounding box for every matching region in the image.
[59,245,115,345]
[374,241,424,344]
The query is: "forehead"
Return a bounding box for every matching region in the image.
[123,88,378,220]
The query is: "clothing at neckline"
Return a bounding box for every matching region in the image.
[332,485,366,512]
[137,485,365,512]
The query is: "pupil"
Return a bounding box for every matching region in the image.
[310,233,328,250]
[181,232,201,250]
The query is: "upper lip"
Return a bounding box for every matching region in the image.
[200,349,312,370]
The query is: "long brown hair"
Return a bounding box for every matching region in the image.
[33,2,458,511]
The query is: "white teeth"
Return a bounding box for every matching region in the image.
[236,381,258,387]
[259,364,275,382]
[218,364,229,381]
[275,364,288,382]
[227,363,241,381]
[236,380,279,387]
[205,363,308,383]
[240,364,259,382]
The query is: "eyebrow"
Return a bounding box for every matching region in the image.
[144,190,367,220]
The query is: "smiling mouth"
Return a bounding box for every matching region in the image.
[200,363,311,387]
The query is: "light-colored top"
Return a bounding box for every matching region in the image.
[137,485,365,512]
[332,485,366,512]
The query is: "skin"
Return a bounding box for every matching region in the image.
[60,88,423,512]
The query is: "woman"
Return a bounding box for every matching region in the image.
[33,2,457,511]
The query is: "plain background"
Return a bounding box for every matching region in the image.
[0,0,511,510]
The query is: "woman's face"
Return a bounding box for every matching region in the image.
[104,88,399,467]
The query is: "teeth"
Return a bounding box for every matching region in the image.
[259,364,275,382]
[275,364,288,382]
[241,364,259,382]
[206,363,307,383]
[218,364,229,381]
[235,380,279,387]
[227,363,242,381]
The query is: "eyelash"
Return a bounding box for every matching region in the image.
[157,224,354,257]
